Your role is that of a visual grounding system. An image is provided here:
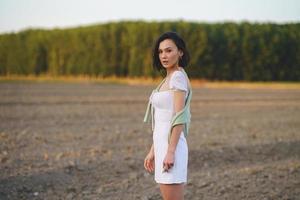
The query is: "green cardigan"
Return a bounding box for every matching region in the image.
[143,70,192,142]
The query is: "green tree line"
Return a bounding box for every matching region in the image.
[0,21,299,81]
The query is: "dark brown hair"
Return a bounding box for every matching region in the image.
[152,31,190,72]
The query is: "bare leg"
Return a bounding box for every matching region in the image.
[159,183,184,200]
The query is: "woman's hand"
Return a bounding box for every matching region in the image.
[144,151,155,173]
[163,151,175,172]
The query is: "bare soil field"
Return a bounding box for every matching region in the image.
[0,81,300,200]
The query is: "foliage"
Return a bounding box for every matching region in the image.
[0,21,299,81]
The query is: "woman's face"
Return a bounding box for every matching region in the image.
[158,39,183,69]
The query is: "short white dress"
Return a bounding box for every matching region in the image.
[150,70,189,184]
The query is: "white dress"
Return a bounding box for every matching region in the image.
[150,70,189,184]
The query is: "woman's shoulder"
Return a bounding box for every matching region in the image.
[171,69,189,83]
[172,70,185,77]
[169,70,188,91]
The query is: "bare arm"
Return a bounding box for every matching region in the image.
[149,143,154,155]
[144,143,155,173]
[163,90,186,171]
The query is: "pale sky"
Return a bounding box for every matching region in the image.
[0,0,299,33]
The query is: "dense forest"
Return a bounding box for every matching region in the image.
[0,21,299,81]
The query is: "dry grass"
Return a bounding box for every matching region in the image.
[0,74,158,85]
[199,81,300,89]
[0,74,300,89]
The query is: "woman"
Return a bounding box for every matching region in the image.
[143,32,192,200]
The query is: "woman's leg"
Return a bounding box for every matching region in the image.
[159,183,184,200]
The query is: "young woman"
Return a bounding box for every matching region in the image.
[143,32,192,200]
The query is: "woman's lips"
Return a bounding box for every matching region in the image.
[162,61,168,65]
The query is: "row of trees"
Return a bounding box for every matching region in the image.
[0,21,299,81]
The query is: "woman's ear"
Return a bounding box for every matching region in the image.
[179,50,183,57]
